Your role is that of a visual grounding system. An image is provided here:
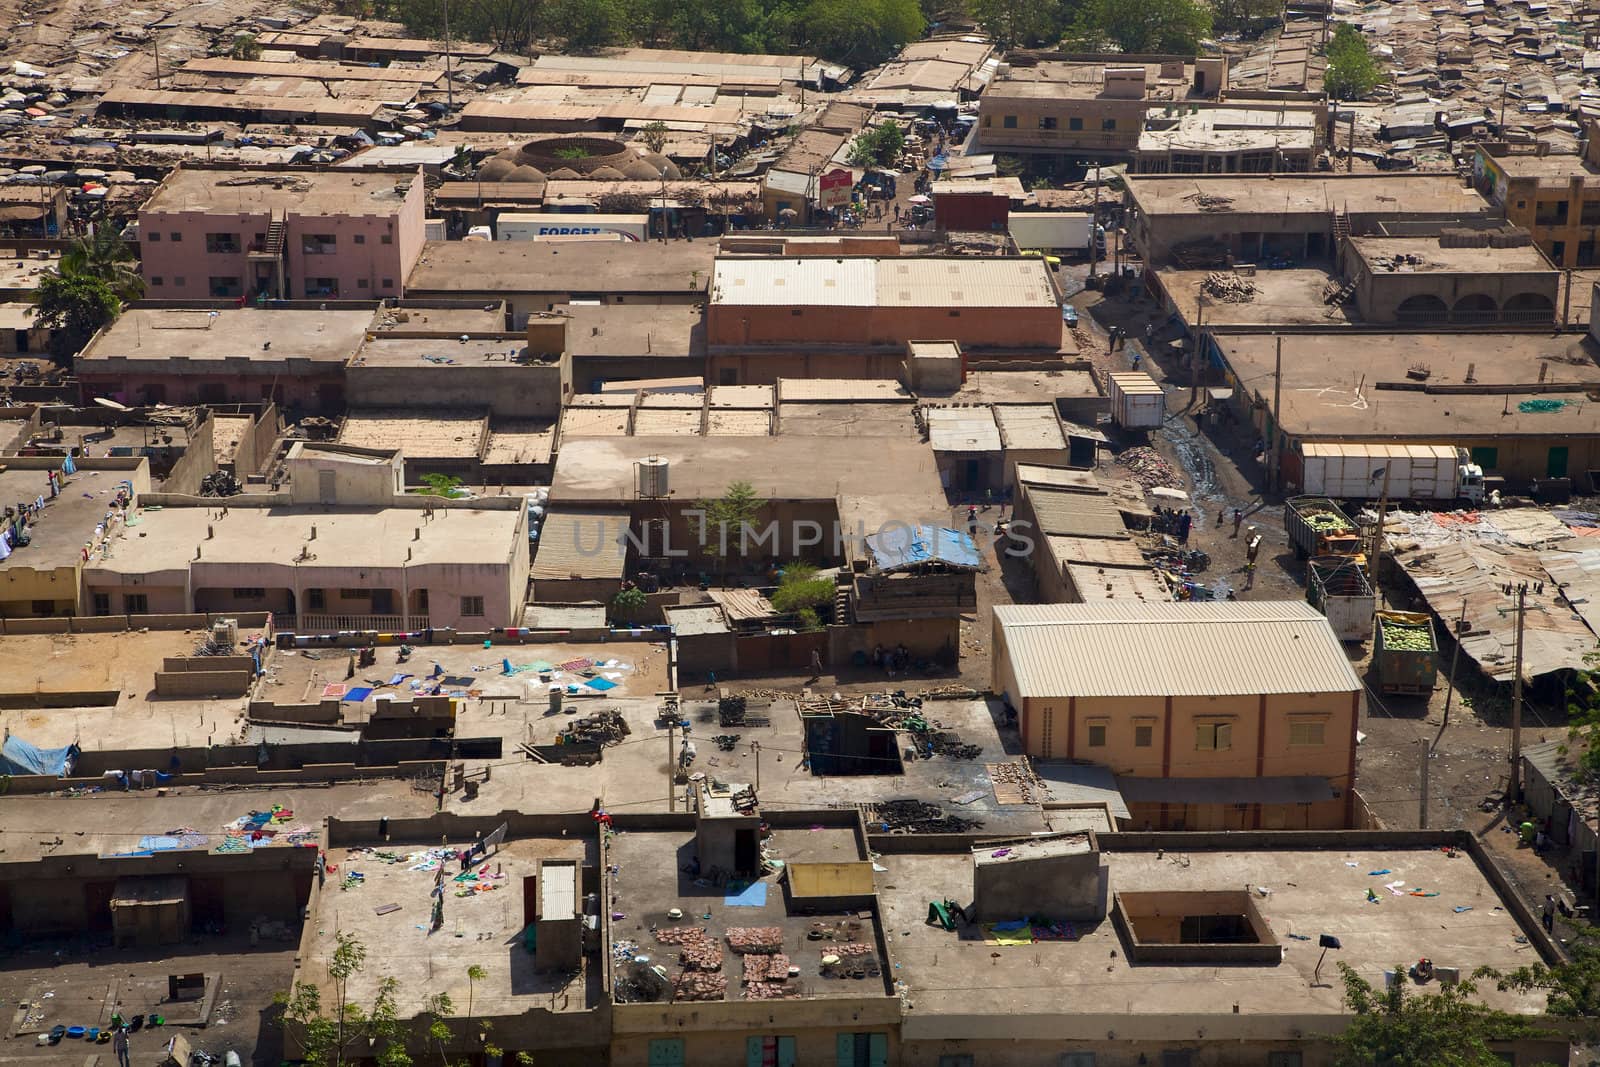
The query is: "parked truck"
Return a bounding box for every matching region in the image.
[1373,611,1438,694]
[1107,371,1165,430]
[1306,556,1376,642]
[1285,496,1363,559]
[1298,443,1484,503]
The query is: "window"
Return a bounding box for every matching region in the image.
[1534,200,1569,226]
[169,232,182,242]
[340,588,372,600]
[792,308,803,316]
[1267,1053,1303,1067]
[1162,1053,1194,1067]
[1061,1056,1097,1067]
[205,232,240,254]
[1471,446,1498,469]
[1195,722,1232,751]
[198,383,227,404]
[353,233,366,244]
[1003,114,1018,129]
[647,1039,685,1067]
[124,593,149,614]
[1087,722,1107,747]
[381,277,394,288]
[415,588,429,612]
[302,234,337,254]
[1583,200,1600,225]
[308,588,326,611]
[381,233,393,244]
[209,276,242,298]
[981,115,990,127]
[306,278,339,298]
[748,1036,798,1067]
[151,276,164,286]
[1102,118,1118,131]
[1289,721,1326,746]
[92,593,111,616]
[1135,724,1154,747]
[1039,116,1058,130]
[31,600,55,616]
[461,595,485,617]
[357,278,369,288]
[939,1057,975,1067]
[146,231,160,242]
[232,588,266,599]
[1069,116,1084,131]
[836,1033,888,1067]
[173,276,186,287]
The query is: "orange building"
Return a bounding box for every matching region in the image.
[992,601,1363,830]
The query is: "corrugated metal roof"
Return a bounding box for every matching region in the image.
[1047,535,1148,569]
[531,508,630,580]
[710,257,1056,308]
[994,601,1362,698]
[1016,464,1100,491]
[993,404,1068,450]
[1064,563,1170,602]
[927,407,1002,452]
[1302,442,1459,460]
[1026,487,1128,538]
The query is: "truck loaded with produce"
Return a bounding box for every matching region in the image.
[1284,496,1363,559]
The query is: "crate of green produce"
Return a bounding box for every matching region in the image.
[1374,611,1437,694]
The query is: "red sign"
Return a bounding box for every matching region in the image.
[817,167,853,209]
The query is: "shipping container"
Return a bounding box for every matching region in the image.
[1298,443,1482,502]
[495,212,648,242]
[1374,610,1438,694]
[1009,212,1095,253]
[1284,496,1362,559]
[1307,556,1375,642]
[1107,371,1165,429]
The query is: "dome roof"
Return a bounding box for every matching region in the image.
[547,167,582,181]
[475,156,516,181]
[621,159,661,180]
[642,152,681,179]
[589,165,627,181]
[507,164,546,183]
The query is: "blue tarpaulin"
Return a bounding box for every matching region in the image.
[864,525,982,573]
[0,734,76,776]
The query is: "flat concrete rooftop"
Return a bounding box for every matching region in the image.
[350,335,541,367]
[78,307,376,364]
[0,252,59,293]
[1159,268,1353,327]
[407,240,717,295]
[1127,174,1493,217]
[304,835,601,1017]
[559,302,707,357]
[1350,236,1553,274]
[1489,152,1600,181]
[0,628,199,701]
[143,167,419,214]
[338,409,489,458]
[879,845,1546,1038]
[1219,330,1600,439]
[0,466,127,570]
[372,303,508,334]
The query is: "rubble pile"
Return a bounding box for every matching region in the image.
[867,799,981,834]
[1201,271,1257,303]
[1115,446,1181,490]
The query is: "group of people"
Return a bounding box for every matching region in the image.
[872,643,911,675]
[1151,507,1193,545]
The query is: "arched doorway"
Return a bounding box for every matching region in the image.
[1451,293,1499,323]
[1394,294,1449,324]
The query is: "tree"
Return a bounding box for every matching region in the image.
[422,992,455,1067]
[639,121,671,154]
[847,121,906,168]
[1324,22,1382,100]
[697,480,766,578]
[34,272,119,363]
[464,965,486,1031]
[542,0,625,49]
[229,32,262,59]
[771,561,835,616]
[1210,0,1281,35]
[1490,927,1600,1019]
[62,228,143,303]
[1334,961,1540,1067]
[803,0,923,66]
[969,0,1068,50]
[276,933,400,1067]
[1069,0,1212,55]
[411,473,465,497]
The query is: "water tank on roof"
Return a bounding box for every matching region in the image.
[637,455,670,498]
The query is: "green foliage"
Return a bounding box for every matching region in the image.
[423,992,455,1067]
[796,606,822,631]
[698,480,766,571]
[1489,927,1600,1018]
[384,0,541,52]
[969,0,1068,50]
[610,586,648,621]
[229,32,262,59]
[1068,0,1212,54]
[34,271,120,363]
[63,228,143,303]
[1325,22,1381,100]
[847,121,905,168]
[1334,961,1540,1067]
[276,933,407,1067]
[771,561,835,615]
[1210,0,1281,35]
[639,121,671,154]
[411,473,465,497]
[803,0,922,67]
[553,145,592,159]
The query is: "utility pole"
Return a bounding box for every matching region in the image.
[1190,295,1208,409]
[666,716,676,812]
[1509,584,1526,805]
[1499,77,1509,133]
[1346,110,1355,173]
[1269,334,1283,492]
[153,30,163,90]
[1369,465,1391,598]
[442,0,455,111]
[1563,267,1574,327]
[752,740,761,791]
[1421,599,1468,828]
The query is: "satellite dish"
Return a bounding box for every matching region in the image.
[94,397,131,411]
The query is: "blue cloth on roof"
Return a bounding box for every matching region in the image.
[585,678,618,691]
[0,734,75,776]
[725,881,768,907]
[344,686,374,702]
[864,525,982,572]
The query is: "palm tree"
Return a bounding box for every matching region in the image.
[61,227,144,302]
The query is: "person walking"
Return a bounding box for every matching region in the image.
[114,1028,130,1067]
[1232,508,1244,537]
[1177,511,1192,545]
[808,649,823,683]
[1543,895,1557,933]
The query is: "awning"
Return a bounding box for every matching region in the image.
[1031,762,1131,819]
[1058,420,1110,444]
[1115,775,1335,806]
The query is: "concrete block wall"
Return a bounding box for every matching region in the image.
[154,669,254,696]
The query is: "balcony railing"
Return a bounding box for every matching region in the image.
[292,613,429,634]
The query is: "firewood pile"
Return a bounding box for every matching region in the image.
[1201,271,1257,303]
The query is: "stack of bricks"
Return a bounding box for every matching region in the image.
[726,926,784,953]
[680,937,724,973]
[741,952,792,983]
[671,972,728,1002]
[654,927,705,946]
[836,941,874,958]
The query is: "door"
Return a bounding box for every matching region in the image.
[735,829,758,873]
[523,875,538,927]
[964,459,979,489]
[647,1039,685,1067]
[318,469,337,504]
[370,589,395,615]
[190,877,225,926]
[85,880,115,931]
[747,1036,797,1067]
[1548,446,1570,478]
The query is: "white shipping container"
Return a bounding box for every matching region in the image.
[1107,371,1165,429]
[1008,212,1094,252]
[1300,443,1461,499]
[495,212,648,242]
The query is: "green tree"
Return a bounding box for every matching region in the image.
[464,964,486,1031]
[1210,0,1281,35]
[697,480,766,578]
[411,473,465,497]
[543,0,625,49]
[611,586,648,622]
[276,932,380,1067]
[969,0,1068,50]
[639,121,671,154]
[1324,22,1381,100]
[803,0,922,65]
[847,121,906,168]
[63,228,143,302]
[422,992,455,1067]
[1069,0,1212,54]
[771,560,835,615]
[1334,961,1540,1067]
[34,272,120,363]
[229,32,262,59]
[1490,926,1600,1019]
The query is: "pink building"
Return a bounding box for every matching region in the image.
[137,166,427,301]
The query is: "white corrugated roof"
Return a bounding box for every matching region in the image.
[927,407,1002,452]
[993,404,1067,450]
[710,257,1056,309]
[711,257,875,306]
[994,601,1362,698]
[531,508,630,580]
